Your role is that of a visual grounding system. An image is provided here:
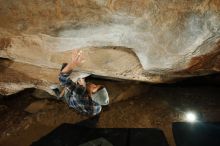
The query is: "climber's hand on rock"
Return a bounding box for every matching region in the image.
[71,49,84,67]
[61,49,84,73]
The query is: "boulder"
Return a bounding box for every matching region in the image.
[0,0,220,95]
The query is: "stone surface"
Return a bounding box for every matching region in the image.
[25,100,52,114]
[0,58,152,96]
[0,59,87,95]
[0,0,220,94]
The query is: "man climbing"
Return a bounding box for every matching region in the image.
[51,49,109,116]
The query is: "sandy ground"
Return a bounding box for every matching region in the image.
[0,78,220,146]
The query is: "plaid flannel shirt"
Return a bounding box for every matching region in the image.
[59,72,101,116]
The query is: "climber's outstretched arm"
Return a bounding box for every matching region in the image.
[61,49,84,73]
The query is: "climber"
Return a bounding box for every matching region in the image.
[51,49,109,116]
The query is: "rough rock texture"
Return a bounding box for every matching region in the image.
[0,0,220,95]
[24,100,52,114]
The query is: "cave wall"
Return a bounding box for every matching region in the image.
[0,0,220,95]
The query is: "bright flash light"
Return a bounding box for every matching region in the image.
[185,112,197,122]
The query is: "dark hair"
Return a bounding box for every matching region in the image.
[60,63,68,71]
